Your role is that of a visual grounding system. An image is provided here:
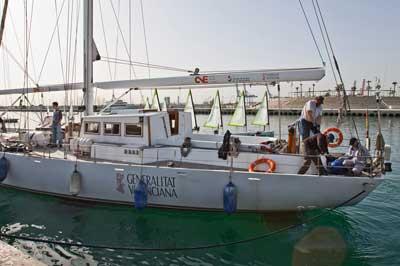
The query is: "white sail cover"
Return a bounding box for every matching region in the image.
[184,90,198,129]
[150,89,161,111]
[229,90,246,127]
[204,91,222,129]
[0,67,325,95]
[252,92,269,126]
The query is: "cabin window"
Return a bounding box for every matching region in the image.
[84,122,100,134]
[103,123,120,135]
[125,123,143,137]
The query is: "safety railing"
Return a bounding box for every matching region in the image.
[8,141,384,178]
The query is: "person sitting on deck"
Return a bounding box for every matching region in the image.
[51,102,63,147]
[299,96,324,140]
[298,133,334,175]
[342,137,370,176]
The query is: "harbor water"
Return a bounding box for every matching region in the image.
[0,115,399,265]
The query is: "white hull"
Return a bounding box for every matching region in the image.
[2,153,383,212]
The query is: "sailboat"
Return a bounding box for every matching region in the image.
[203,90,223,132]
[183,89,199,131]
[0,1,390,212]
[231,90,274,137]
[150,89,161,111]
[228,90,247,128]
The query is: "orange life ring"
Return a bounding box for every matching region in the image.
[322,127,344,148]
[259,141,274,153]
[248,158,276,173]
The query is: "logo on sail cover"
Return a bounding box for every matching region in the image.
[194,76,209,84]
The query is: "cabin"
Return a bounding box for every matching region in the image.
[72,110,193,163]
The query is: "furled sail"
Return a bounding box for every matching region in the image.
[184,89,198,130]
[228,90,247,127]
[204,90,223,129]
[252,92,269,126]
[150,89,161,111]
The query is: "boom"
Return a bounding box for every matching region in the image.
[0,67,325,95]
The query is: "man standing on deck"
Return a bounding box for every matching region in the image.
[51,102,63,147]
[299,96,324,140]
[298,133,334,175]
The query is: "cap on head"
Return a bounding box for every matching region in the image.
[349,137,358,146]
[327,133,335,143]
[315,96,324,104]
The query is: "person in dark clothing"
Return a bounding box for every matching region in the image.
[297,133,334,175]
[51,101,63,147]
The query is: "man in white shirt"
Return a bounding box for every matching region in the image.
[343,137,370,176]
[299,96,324,140]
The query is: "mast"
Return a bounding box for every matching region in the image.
[217,90,223,130]
[83,0,94,115]
[0,0,8,47]
[243,85,247,129]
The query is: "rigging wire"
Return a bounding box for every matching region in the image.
[109,0,137,78]
[54,0,66,85]
[70,0,81,109]
[98,0,113,80]
[311,0,338,85]
[140,0,150,78]
[128,0,132,80]
[314,0,359,138]
[7,10,24,64]
[37,0,67,83]
[298,0,325,66]
[111,0,121,100]
[27,0,37,82]
[1,44,36,85]
[101,56,192,73]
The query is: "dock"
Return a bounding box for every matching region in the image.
[0,240,44,265]
[1,96,400,117]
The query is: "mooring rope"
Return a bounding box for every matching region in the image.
[0,190,366,252]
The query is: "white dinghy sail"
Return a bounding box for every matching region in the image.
[144,97,151,110]
[150,89,161,111]
[204,90,223,129]
[184,89,199,130]
[228,90,247,127]
[252,91,270,127]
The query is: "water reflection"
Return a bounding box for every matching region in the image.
[292,227,346,266]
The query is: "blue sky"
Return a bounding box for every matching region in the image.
[1,0,399,105]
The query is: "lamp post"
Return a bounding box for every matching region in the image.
[312,83,315,96]
[300,83,303,98]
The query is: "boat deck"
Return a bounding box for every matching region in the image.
[21,146,381,178]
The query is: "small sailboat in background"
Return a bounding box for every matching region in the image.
[250,91,274,137]
[150,89,161,111]
[228,90,247,128]
[184,89,199,131]
[232,90,274,137]
[203,90,223,133]
[143,97,151,110]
